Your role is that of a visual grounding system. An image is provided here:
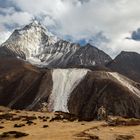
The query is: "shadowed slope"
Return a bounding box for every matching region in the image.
[0,57,52,110]
[68,71,140,120]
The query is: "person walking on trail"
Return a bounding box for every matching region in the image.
[97,106,107,120]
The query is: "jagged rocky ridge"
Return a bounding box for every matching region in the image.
[0,57,140,120]
[0,21,111,68]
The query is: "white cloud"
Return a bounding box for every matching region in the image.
[0,6,33,44]
[105,34,140,58]
[1,0,140,57]
[0,8,33,26]
[0,31,11,45]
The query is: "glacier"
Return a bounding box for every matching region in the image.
[48,69,90,112]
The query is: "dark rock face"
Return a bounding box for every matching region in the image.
[65,65,111,72]
[0,57,52,110]
[107,51,140,83]
[68,71,140,120]
[68,44,111,66]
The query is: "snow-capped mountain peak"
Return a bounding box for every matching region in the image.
[2,20,59,61]
[1,21,111,68]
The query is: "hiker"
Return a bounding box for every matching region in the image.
[97,106,107,120]
[41,102,48,112]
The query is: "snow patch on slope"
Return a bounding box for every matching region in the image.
[48,69,90,112]
[109,72,140,98]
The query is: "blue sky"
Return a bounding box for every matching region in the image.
[0,0,140,57]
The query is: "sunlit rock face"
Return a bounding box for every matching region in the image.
[0,21,112,68]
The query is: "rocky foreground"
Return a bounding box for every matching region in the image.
[0,107,140,140]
